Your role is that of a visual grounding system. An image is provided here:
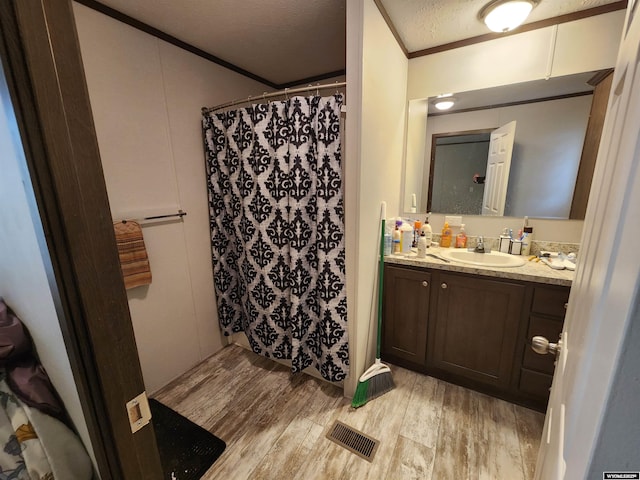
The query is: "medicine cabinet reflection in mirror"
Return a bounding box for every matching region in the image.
[403,70,613,220]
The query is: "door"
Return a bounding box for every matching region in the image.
[0,1,163,478]
[429,272,524,389]
[535,5,640,478]
[481,120,516,216]
[381,265,430,369]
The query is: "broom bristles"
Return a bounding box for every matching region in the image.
[350,370,395,408]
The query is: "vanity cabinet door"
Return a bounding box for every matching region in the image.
[429,272,525,389]
[518,285,569,408]
[381,265,431,370]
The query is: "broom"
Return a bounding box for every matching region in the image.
[351,201,395,408]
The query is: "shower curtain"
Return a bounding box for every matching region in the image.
[202,94,348,382]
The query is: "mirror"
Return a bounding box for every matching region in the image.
[403,71,608,219]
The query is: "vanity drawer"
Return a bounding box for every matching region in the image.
[522,315,563,374]
[531,286,569,318]
[519,368,553,400]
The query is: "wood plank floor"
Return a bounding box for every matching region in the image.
[154,344,544,480]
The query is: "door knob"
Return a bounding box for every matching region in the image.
[531,335,562,356]
[422,281,429,287]
[441,283,448,289]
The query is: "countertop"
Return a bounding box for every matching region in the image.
[384,247,574,287]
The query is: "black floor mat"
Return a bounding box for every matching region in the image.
[149,398,226,480]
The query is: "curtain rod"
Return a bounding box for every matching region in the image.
[202,81,347,113]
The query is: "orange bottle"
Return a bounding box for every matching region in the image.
[440,222,452,248]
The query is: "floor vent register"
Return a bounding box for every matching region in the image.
[325,420,380,462]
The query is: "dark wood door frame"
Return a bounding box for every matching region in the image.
[0,1,163,478]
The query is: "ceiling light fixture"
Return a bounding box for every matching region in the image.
[432,96,457,111]
[479,0,539,33]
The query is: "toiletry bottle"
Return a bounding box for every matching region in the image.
[400,222,413,254]
[417,231,427,258]
[421,213,433,248]
[521,216,533,256]
[413,220,422,247]
[440,222,452,248]
[522,226,533,256]
[384,232,392,256]
[455,224,467,248]
[499,228,511,253]
[392,222,401,254]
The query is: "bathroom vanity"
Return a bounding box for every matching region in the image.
[382,251,572,412]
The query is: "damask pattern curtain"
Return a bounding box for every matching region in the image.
[202,94,348,382]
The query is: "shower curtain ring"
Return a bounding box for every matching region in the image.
[316,84,320,96]
[284,87,289,100]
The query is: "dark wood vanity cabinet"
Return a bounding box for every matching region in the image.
[381,263,570,411]
[429,272,525,390]
[517,286,569,405]
[381,266,431,370]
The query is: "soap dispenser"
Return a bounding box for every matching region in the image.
[440,222,452,248]
[455,224,467,248]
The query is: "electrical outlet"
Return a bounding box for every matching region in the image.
[445,215,462,227]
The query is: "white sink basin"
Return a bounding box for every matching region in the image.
[439,249,526,268]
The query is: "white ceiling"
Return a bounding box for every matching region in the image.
[94,0,347,86]
[90,0,622,86]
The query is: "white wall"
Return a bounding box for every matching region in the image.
[73,3,272,393]
[404,99,429,214]
[0,63,96,470]
[408,10,625,100]
[402,10,625,244]
[345,0,408,395]
[423,95,592,219]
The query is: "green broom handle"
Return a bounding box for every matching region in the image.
[376,217,385,358]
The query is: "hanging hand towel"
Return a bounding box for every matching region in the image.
[113,220,152,289]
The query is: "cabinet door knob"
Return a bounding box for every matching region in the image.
[531,335,562,357]
[441,283,448,289]
[564,302,568,309]
[422,281,429,287]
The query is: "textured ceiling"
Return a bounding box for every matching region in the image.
[379,0,623,53]
[88,0,622,86]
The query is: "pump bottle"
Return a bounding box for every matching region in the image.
[455,224,468,248]
[421,213,433,248]
[440,222,452,248]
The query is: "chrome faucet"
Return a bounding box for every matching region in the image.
[474,236,485,253]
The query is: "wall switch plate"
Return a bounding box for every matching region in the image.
[445,215,463,227]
